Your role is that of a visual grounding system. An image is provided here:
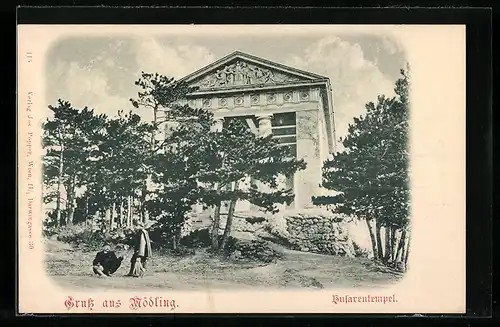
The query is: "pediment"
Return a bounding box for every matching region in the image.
[180,51,327,92]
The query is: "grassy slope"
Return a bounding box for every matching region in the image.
[45,238,403,290]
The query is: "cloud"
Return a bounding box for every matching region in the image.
[285,36,396,140]
[377,34,405,55]
[46,38,215,122]
[133,37,216,79]
[47,61,133,118]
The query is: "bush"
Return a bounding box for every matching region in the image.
[352,241,371,258]
[55,225,103,251]
[169,245,196,257]
[49,223,134,251]
[180,228,212,248]
[147,227,172,249]
[42,211,63,234]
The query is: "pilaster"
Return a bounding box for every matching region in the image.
[295,110,322,209]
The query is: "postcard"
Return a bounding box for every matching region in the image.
[17,24,466,314]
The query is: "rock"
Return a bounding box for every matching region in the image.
[300,247,310,252]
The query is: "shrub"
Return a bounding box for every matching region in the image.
[49,223,134,251]
[352,241,371,258]
[179,228,238,252]
[170,245,196,257]
[42,211,62,234]
[147,227,172,249]
[180,228,212,248]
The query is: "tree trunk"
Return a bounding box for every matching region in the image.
[105,207,111,231]
[142,107,157,227]
[375,219,384,260]
[249,177,259,212]
[172,227,181,251]
[151,107,157,150]
[140,184,149,224]
[55,145,64,227]
[93,210,100,230]
[127,196,132,227]
[111,202,116,230]
[395,230,407,261]
[140,193,145,224]
[384,226,391,263]
[210,203,222,251]
[140,181,148,223]
[84,196,89,227]
[119,200,124,227]
[404,233,411,267]
[390,226,397,262]
[67,197,76,226]
[401,232,407,261]
[220,181,240,252]
[66,185,74,226]
[365,217,378,259]
[66,175,77,226]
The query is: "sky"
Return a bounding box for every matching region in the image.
[45,31,407,140]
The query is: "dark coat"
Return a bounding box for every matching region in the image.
[92,250,123,276]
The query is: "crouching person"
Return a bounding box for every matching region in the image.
[92,244,123,277]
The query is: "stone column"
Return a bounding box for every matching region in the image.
[212,108,230,132]
[250,113,274,211]
[256,113,273,137]
[295,110,322,209]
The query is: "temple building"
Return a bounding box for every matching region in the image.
[175,51,336,212]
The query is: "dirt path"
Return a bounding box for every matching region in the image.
[45,240,403,290]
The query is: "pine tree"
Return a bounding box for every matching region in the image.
[88,111,152,229]
[173,114,307,252]
[146,103,216,249]
[42,100,107,226]
[129,73,197,224]
[144,98,307,253]
[319,68,410,267]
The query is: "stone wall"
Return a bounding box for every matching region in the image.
[187,208,362,258]
[283,209,356,257]
[221,209,359,257]
[268,208,357,257]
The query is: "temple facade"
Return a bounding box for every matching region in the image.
[175,51,336,212]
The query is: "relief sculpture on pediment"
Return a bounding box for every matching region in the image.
[194,60,301,90]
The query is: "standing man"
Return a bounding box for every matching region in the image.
[127,220,152,277]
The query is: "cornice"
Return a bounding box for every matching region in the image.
[187,80,329,97]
